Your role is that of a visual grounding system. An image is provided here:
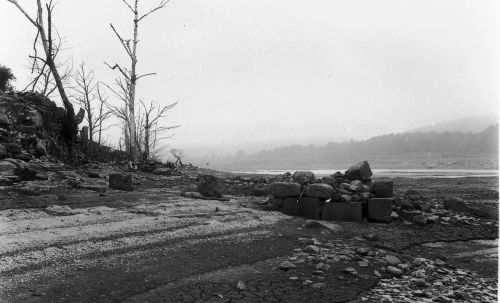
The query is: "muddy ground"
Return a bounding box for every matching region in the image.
[0,168,497,303]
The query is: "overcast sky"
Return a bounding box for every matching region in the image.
[1,0,498,160]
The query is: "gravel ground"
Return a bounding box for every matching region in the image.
[0,173,497,302]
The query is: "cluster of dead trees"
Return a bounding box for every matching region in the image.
[5,0,179,163]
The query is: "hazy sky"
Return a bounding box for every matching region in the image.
[1,0,498,160]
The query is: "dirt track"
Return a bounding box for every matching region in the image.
[0,176,498,302]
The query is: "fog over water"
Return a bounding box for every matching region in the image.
[1,0,498,163]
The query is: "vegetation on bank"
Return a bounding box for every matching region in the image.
[218,125,499,170]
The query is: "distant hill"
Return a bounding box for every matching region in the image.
[213,124,499,171]
[408,115,498,134]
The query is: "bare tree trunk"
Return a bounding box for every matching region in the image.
[7,0,78,159]
[106,0,169,162]
[127,3,139,161]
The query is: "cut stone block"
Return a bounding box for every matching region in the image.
[282,197,301,216]
[272,197,284,208]
[371,181,394,198]
[321,202,362,222]
[368,198,393,222]
[298,197,321,219]
[270,182,301,197]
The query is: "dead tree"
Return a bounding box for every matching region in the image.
[6,0,80,158]
[139,100,179,160]
[23,30,73,99]
[95,84,112,147]
[170,148,184,166]
[74,64,112,157]
[105,0,170,162]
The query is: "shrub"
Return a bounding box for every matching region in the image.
[0,65,15,91]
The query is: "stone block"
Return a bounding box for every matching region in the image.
[305,183,333,198]
[371,181,394,198]
[270,182,301,197]
[321,202,362,222]
[367,198,393,222]
[282,197,301,216]
[272,197,284,208]
[298,197,321,219]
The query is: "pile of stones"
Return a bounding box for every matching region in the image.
[0,91,68,161]
[270,161,394,222]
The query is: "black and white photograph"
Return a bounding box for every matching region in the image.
[0,0,498,302]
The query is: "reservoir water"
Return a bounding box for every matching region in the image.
[235,169,499,178]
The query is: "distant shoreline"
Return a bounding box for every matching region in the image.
[233,169,499,179]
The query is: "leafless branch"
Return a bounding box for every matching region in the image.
[138,0,170,21]
[136,72,157,80]
[120,0,135,13]
[110,23,132,57]
[104,62,130,80]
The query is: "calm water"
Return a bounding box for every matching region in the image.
[235,169,499,178]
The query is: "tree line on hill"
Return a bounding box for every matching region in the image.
[218,124,499,170]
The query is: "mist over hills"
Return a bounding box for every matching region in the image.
[407,114,498,134]
[210,120,499,171]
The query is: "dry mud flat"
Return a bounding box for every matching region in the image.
[0,175,497,302]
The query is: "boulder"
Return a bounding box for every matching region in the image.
[279,261,296,271]
[345,161,372,181]
[45,205,80,216]
[86,171,100,178]
[384,255,401,266]
[412,214,427,225]
[332,171,345,184]
[270,182,301,197]
[253,184,269,196]
[371,181,394,198]
[304,183,333,198]
[320,176,336,187]
[197,174,222,198]
[386,266,403,277]
[304,245,321,254]
[292,171,315,185]
[109,173,134,191]
[349,180,364,192]
[14,166,47,181]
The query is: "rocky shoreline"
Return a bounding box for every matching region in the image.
[0,158,497,302]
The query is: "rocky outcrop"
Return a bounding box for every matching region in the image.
[0,91,67,161]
